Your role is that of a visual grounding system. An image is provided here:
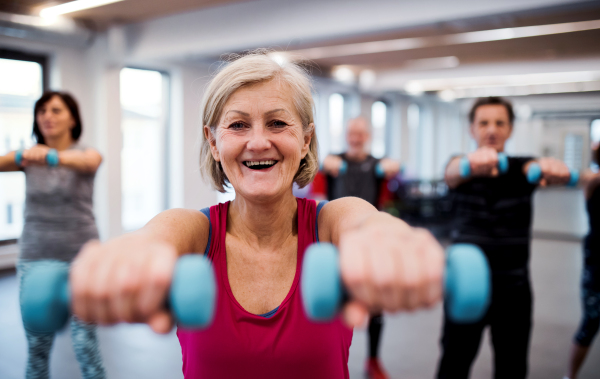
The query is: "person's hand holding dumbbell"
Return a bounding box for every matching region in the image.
[464,146,506,178]
[322,155,345,177]
[16,144,59,167]
[525,157,573,187]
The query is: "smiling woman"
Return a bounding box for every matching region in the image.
[65,50,446,379]
[200,54,319,193]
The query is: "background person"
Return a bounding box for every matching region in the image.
[0,91,105,379]
[565,145,600,379]
[437,96,572,379]
[312,116,400,379]
[66,53,444,379]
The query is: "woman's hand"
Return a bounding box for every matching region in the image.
[338,213,444,327]
[21,144,50,166]
[70,233,179,334]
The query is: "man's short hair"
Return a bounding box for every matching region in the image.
[468,97,515,125]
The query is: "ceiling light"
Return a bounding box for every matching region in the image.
[438,89,456,102]
[332,66,356,84]
[359,70,376,89]
[405,81,424,96]
[40,0,125,18]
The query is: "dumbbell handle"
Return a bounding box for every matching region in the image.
[14,148,60,167]
[526,162,579,187]
[459,152,508,178]
[21,255,216,333]
[301,243,490,324]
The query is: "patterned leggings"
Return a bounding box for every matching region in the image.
[18,260,106,379]
[574,268,600,347]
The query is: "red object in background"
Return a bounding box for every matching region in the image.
[309,171,393,210]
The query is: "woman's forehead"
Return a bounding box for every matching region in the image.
[222,81,298,118]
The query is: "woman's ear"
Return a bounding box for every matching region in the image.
[204,125,220,162]
[301,123,314,158]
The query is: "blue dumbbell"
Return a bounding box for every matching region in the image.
[46,148,59,167]
[527,162,579,187]
[14,148,59,167]
[338,161,386,178]
[15,149,23,166]
[21,255,217,333]
[459,152,508,178]
[301,242,490,324]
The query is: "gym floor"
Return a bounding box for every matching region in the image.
[0,238,598,378]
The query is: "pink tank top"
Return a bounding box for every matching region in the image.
[177,198,353,378]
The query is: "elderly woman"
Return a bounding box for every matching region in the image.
[70,53,444,378]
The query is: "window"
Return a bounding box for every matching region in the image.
[0,51,45,241]
[564,133,583,172]
[371,101,387,159]
[120,68,169,231]
[407,103,420,176]
[329,93,345,154]
[592,119,600,170]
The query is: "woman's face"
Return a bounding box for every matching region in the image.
[36,95,75,142]
[206,80,312,202]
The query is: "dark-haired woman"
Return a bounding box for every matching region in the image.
[565,146,600,379]
[0,92,105,379]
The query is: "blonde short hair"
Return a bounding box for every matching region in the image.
[200,52,319,193]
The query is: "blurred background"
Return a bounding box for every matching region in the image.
[0,0,599,378]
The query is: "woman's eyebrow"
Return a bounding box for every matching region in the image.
[265,109,290,116]
[225,110,250,117]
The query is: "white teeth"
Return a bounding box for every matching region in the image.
[244,160,276,167]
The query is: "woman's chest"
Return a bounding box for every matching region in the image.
[224,236,298,315]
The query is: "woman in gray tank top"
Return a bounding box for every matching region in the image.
[0,91,105,379]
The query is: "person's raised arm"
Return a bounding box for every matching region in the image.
[317,197,444,327]
[445,147,500,189]
[70,208,210,334]
[522,157,571,187]
[57,148,103,174]
[0,151,20,172]
[379,158,401,179]
[580,169,600,199]
[20,145,103,174]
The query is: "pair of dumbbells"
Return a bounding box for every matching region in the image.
[21,243,491,333]
[459,153,578,187]
[15,148,59,167]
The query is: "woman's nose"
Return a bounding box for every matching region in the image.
[246,127,271,151]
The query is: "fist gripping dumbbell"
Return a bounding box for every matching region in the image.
[526,162,579,187]
[301,243,491,324]
[15,148,60,167]
[20,255,217,333]
[459,152,509,178]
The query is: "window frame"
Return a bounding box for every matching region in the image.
[0,48,48,243]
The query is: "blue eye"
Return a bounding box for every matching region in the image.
[229,122,245,129]
[272,120,288,127]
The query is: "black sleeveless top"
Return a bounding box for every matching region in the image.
[584,184,600,267]
[450,156,537,247]
[326,153,383,207]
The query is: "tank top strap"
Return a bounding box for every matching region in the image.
[296,197,317,257]
[206,202,230,262]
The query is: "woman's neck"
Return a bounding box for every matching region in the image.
[228,191,297,249]
[44,133,73,151]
